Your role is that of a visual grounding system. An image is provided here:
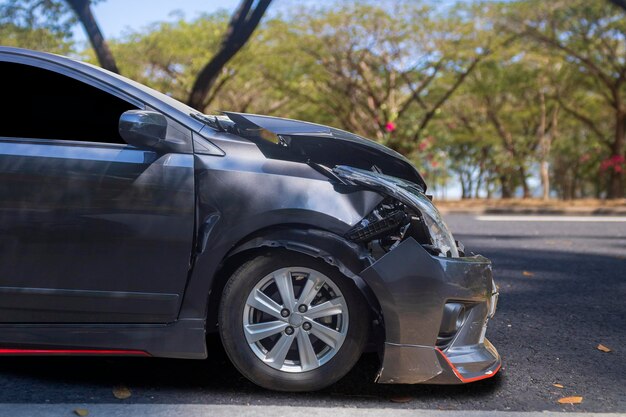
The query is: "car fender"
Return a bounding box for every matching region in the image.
[178,149,384,320]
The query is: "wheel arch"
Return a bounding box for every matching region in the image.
[205,225,383,333]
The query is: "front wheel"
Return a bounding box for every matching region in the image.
[218,250,368,391]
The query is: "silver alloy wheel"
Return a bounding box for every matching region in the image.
[243,267,349,373]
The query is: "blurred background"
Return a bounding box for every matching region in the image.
[1,0,625,202]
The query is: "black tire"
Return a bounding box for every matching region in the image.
[218,249,369,392]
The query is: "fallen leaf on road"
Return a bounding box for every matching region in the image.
[597,344,612,352]
[74,409,89,417]
[522,271,534,277]
[553,383,564,388]
[558,396,583,404]
[390,396,413,403]
[112,385,132,400]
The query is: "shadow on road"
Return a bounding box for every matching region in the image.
[0,232,623,412]
[0,336,502,405]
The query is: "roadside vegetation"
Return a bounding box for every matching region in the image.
[1,0,625,200]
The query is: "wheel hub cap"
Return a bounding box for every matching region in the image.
[288,314,304,327]
[243,267,349,373]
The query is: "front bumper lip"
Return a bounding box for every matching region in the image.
[360,237,500,384]
[436,339,501,383]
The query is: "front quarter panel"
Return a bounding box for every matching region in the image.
[179,134,383,319]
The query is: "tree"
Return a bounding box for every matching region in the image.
[5,0,624,200]
[508,0,626,198]
[65,0,117,72]
[253,1,493,157]
[105,11,290,115]
[1,0,272,89]
[0,22,72,53]
[187,0,272,110]
[0,0,118,72]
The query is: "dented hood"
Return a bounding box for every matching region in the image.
[222,112,427,191]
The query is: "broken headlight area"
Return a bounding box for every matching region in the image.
[345,198,441,258]
[335,165,460,258]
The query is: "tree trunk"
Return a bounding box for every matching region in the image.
[519,166,531,198]
[66,0,119,74]
[187,0,272,110]
[538,89,550,200]
[540,161,550,200]
[460,175,468,199]
[475,167,483,199]
[607,108,625,199]
[500,174,512,198]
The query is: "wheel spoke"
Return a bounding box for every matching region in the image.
[243,267,349,373]
[297,329,319,371]
[305,297,344,320]
[274,270,296,310]
[244,321,288,343]
[297,272,325,307]
[309,321,343,349]
[247,289,284,320]
[265,332,295,367]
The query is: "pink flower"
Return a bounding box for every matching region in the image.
[599,154,626,172]
[611,155,625,164]
[384,121,396,132]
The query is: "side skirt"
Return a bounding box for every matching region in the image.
[0,318,207,359]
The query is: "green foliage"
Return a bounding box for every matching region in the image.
[0,0,105,52]
[0,0,74,37]
[1,0,625,198]
[0,23,72,52]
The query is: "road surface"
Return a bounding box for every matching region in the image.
[0,214,623,415]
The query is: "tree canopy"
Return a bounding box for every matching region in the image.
[2,0,625,199]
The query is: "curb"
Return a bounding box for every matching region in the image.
[438,207,626,216]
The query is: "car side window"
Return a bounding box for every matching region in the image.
[1,61,138,145]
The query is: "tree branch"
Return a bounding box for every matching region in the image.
[66,0,119,73]
[187,0,272,110]
[412,55,483,141]
[555,95,609,143]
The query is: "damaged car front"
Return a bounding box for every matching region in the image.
[196,111,500,387]
[333,165,500,384]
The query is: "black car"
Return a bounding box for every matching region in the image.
[0,47,500,391]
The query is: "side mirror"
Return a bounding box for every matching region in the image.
[119,110,167,149]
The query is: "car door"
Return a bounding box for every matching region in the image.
[0,60,195,323]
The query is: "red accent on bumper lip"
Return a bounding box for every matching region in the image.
[0,349,150,356]
[436,348,501,383]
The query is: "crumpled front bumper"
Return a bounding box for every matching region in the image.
[360,237,500,384]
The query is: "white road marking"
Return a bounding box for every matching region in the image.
[0,404,619,417]
[476,215,626,222]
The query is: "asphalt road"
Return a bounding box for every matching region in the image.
[0,214,623,414]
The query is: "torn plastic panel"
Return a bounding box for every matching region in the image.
[196,111,426,190]
[359,237,500,384]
